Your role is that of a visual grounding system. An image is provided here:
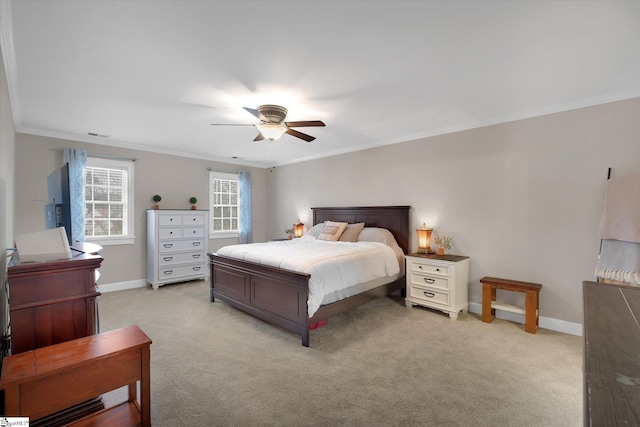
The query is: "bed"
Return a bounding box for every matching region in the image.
[208,206,410,347]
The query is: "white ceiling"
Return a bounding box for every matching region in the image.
[1,1,639,168]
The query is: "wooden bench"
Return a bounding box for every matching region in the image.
[480,276,542,334]
[0,325,152,426]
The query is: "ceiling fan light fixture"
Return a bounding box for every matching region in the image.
[257,123,286,141]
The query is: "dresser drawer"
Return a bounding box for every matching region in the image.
[159,228,183,239]
[183,227,205,238]
[409,286,449,307]
[159,263,207,280]
[159,251,205,266]
[410,273,449,292]
[159,239,205,252]
[158,214,183,226]
[184,214,205,225]
[409,261,449,277]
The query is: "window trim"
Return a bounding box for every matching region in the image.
[84,157,135,246]
[209,171,240,239]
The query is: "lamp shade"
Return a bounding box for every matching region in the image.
[416,223,434,254]
[293,221,304,238]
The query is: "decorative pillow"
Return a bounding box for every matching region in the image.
[307,221,327,238]
[317,221,348,241]
[338,223,365,242]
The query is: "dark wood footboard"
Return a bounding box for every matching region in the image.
[209,205,411,347]
[209,254,313,346]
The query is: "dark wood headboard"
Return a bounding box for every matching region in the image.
[311,206,411,254]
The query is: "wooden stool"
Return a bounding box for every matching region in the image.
[480,276,542,333]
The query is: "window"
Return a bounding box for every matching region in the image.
[209,171,240,238]
[84,157,135,245]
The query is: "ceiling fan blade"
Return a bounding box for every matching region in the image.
[253,133,265,142]
[284,120,325,128]
[243,107,268,122]
[285,128,315,142]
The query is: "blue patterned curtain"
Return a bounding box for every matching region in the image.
[238,170,252,244]
[63,148,87,242]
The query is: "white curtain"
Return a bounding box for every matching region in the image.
[238,170,252,244]
[63,148,87,242]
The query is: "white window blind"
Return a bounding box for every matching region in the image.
[85,157,134,244]
[209,171,240,237]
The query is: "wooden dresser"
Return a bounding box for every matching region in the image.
[583,280,640,425]
[7,245,103,354]
[146,209,209,290]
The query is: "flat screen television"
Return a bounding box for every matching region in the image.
[45,163,72,243]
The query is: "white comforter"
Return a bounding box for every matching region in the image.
[216,236,400,316]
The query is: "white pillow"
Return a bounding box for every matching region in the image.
[307,221,327,238]
[357,227,397,246]
[317,221,348,241]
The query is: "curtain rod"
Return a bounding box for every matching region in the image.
[207,167,243,173]
[51,148,138,162]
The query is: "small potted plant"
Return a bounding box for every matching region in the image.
[152,194,161,210]
[285,228,294,240]
[433,235,452,255]
[189,197,198,210]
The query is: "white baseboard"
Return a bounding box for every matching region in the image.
[98,279,148,293]
[468,302,583,337]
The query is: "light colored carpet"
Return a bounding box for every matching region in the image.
[99,280,583,426]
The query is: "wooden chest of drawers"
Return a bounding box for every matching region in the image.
[405,253,470,320]
[147,209,209,290]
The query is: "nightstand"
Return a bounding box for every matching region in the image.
[405,253,470,320]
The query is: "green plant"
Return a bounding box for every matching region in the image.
[189,197,198,204]
[285,228,294,235]
[433,235,452,250]
[152,194,161,203]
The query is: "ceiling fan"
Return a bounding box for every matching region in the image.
[211,104,325,142]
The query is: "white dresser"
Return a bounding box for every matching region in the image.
[405,253,470,320]
[146,209,209,290]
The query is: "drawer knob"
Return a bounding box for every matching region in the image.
[424,278,435,284]
[436,268,440,272]
[193,230,196,234]
[164,244,173,248]
[418,266,423,269]
[163,257,172,261]
[169,231,173,234]
[193,242,201,246]
[193,254,201,259]
[193,266,201,271]
[424,291,435,298]
[163,270,173,275]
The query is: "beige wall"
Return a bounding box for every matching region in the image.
[9,94,640,327]
[1,45,16,337]
[13,134,269,285]
[267,98,640,325]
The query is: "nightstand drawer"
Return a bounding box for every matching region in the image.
[409,262,449,277]
[409,286,449,306]
[410,273,449,291]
